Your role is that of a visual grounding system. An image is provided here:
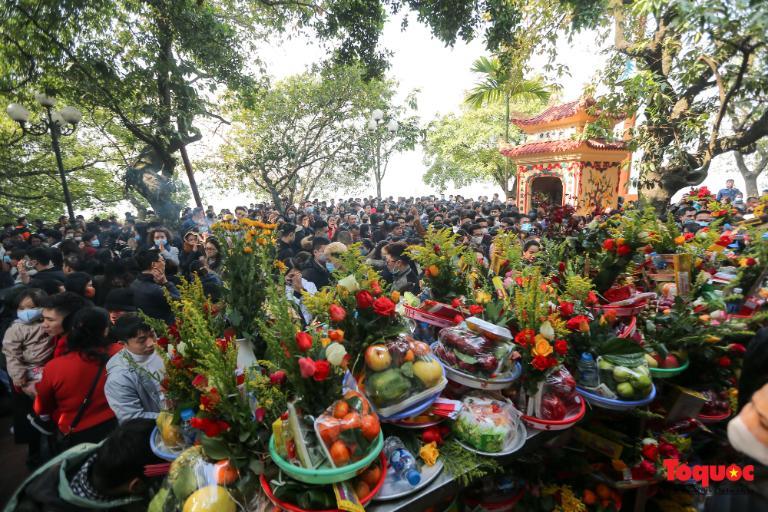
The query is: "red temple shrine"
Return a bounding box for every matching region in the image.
[500,97,633,215]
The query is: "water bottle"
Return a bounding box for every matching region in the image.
[383,436,421,487]
[577,352,599,388]
[180,408,197,446]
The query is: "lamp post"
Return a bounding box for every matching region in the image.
[7,94,81,224]
[366,109,398,200]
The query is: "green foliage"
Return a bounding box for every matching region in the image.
[440,439,502,488]
[406,227,472,302]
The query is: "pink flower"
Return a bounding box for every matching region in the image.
[298,357,316,378]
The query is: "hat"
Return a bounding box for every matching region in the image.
[104,288,136,312]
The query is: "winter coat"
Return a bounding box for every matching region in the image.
[105,349,164,423]
[2,320,52,386]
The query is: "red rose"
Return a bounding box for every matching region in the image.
[356,291,374,309]
[684,232,695,240]
[602,239,616,251]
[370,281,382,296]
[372,297,396,316]
[453,314,464,324]
[558,262,566,273]
[632,459,657,480]
[215,337,230,352]
[728,343,747,355]
[515,329,536,348]
[658,442,679,459]
[270,370,287,386]
[566,315,591,332]
[586,290,599,305]
[559,301,575,317]
[223,327,237,341]
[641,443,659,461]
[313,360,331,382]
[718,356,732,367]
[190,417,230,438]
[298,357,316,378]
[451,298,462,308]
[157,336,169,349]
[616,244,632,257]
[746,257,757,266]
[469,304,484,316]
[554,340,568,355]
[168,323,180,341]
[531,355,551,371]
[254,407,266,423]
[200,388,221,410]
[515,277,524,287]
[170,354,185,369]
[329,304,347,323]
[192,374,208,389]
[296,331,313,352]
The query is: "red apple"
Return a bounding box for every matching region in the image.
[365,345,392,372]
[662,354,679,369]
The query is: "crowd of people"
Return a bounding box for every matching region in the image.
[0,183,767,510]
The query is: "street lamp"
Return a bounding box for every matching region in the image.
[7,94,81,224]
[365,109,399,200]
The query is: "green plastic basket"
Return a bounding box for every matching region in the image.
[649,359,689,379]
[269,431,383,485]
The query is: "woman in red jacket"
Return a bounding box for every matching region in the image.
[34,307,121,448]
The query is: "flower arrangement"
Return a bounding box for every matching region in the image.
[406,227,473,302]
[212,217,278,356]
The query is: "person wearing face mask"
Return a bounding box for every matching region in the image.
[383,242,420,294]
[105,315,165,423]
[146,227,179,266]
[302,237,332,290]
[2,288,51,469]
[64,272,98,302]
[80,233,100,259]
[283,259,318,326]
[130,249,180,325]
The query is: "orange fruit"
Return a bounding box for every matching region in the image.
[403,350,415,362]
[582,489,597,505]
[410,341,430,356]
[354,480,370,500]
[342,412,362,431]
[318,419,341,445]
[213,459,239,485]
[333,401,350,419]
[361,465,381,487]
[595,483,611,499]
[330,440,350,465]
[427,265,439,277]
[361,414,380,441]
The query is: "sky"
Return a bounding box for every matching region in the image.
[194,12,766,209]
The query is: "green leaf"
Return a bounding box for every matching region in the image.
[200,433,231,461]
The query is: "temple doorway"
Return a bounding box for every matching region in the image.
[529,176,563,209]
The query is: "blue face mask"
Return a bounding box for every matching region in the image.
[154,239,166,248]
[521,223,532,232]
[698,221,710,227]
[135,234,142,241]
[91,239,100,248]
[17,308,42,324]
[325,262,335,272]
[2,255,11,264]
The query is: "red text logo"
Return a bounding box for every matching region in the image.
[664,459,754,488]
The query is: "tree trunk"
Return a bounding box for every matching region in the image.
[743,173,759,198]
[734,150,767,198]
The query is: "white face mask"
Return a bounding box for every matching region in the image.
[471,236,483,245]
[727,413,768,465]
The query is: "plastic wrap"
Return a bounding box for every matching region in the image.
[452,393,522,453]
[362,336,447,417]
[520,366,580,421]
[465,317,512,342]
[434,327,515,377]
[148,446,255,512]
[314,390,381,468]
[594,354,653,400]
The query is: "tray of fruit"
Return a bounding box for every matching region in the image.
[260,452,387,511]
[697,389,732,423]
[647,350,690,379]
[452,393,527,456]
[577,384,656,411]
[576,354,656,410]
[151,412,186,461]
[361,336,447,419]
[521,367,587,431]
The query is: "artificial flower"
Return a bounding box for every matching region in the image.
[532,355,553,371]
[296,331,313,352]
[554,339,569,355]
[451,298,462,308]
[329,304,347,322]
[313,360,331,382]
[515,329,536,348]
[659,442,679,459]
[585,291,599,305]
[156,336,169,349]
[617,244,632,257]
[426,264,440,277]
[469,304,484,316]
[189,417,230,438]
[373,296,396,316]
[298,357,317,378]
[603,239,616,251]
[566,315,591,332]
[355,290,374,309]
[532,335,553,357]
[559,301,575,317]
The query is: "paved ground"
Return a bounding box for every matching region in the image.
[0,412,31,507]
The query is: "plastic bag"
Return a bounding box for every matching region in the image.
[272,402,327,469]
[362,335,447,417]
[596,354,653,400]
[519,366,580,420]
[314,390,381,468]
[148,446,254,512]
[434,327,515,377]
[453,393,521,453]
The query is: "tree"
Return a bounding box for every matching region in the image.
[423,103,516,196]
[730,105,768,198]
[218,66,399,211]
[593,0,768,211]
[359,93,421,200]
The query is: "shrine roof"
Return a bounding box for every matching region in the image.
[511,98,595,128]
[500,138,627,158]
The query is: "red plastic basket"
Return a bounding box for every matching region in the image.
[522,395,587,431]
[617,316,637,339]
[403,304,458,329]
[260,452,387,512]
[697,409,732,424]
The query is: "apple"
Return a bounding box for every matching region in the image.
[662,354,679,369]
[644,353,659,368]
[365,345,392,372]
[413,360,443,388]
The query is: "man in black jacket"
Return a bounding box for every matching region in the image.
[302,237,331,289]
[277,223,297,262]
[20,247,67,285]
[130,249,179,324]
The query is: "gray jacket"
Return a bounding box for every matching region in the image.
[104,349,164,423]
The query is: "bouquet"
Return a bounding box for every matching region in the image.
[406,227,473,303]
